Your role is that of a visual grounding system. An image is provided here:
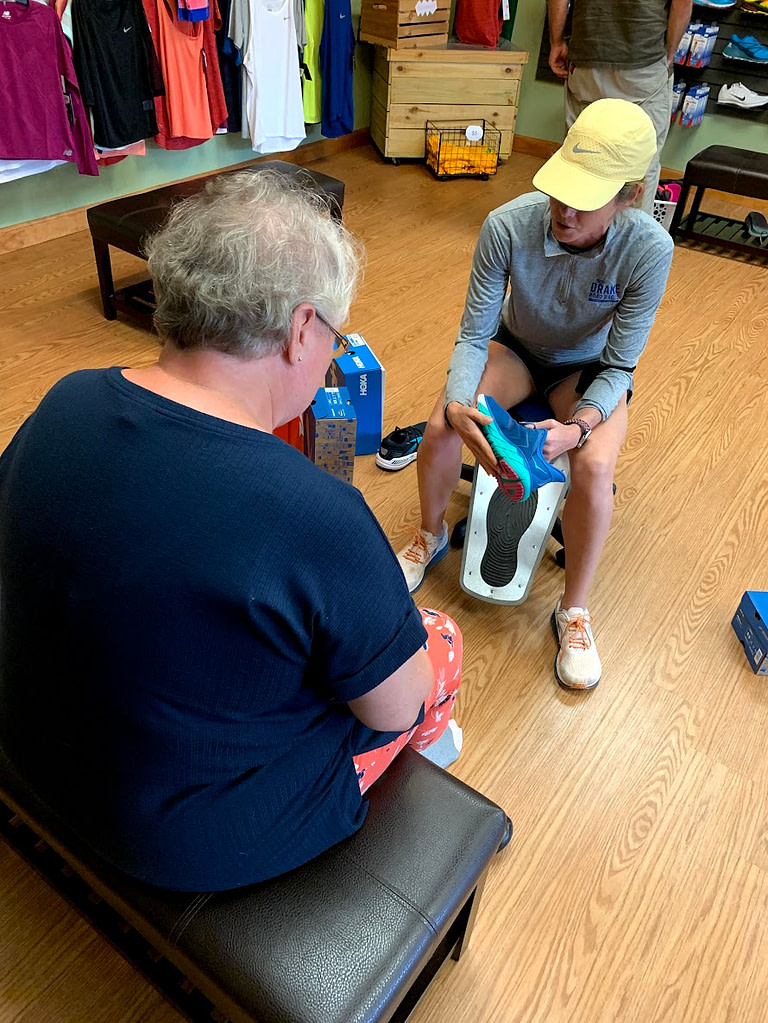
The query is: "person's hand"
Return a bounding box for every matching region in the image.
[528,418,581,461]
[548,42,570,78]
[445,401,500,479]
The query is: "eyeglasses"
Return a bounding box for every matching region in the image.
[317,313,352,355]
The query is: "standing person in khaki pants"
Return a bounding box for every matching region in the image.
[547,0,693,216]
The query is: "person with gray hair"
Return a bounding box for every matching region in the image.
[0,169,463,893]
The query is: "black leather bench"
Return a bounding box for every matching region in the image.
[87,161,346,330]
[669,145,768,257]
[0,744,509,1023]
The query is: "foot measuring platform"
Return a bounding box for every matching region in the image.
[460,456,569,605]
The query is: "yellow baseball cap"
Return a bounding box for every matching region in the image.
[532,98,657,212]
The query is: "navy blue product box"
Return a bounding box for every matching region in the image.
[732,591,768,675]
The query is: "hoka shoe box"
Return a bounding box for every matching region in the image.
[732,591,768,675]
[304,387,357,484]
[325,333,384,455]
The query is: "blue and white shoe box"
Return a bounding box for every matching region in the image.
[326,333,384,455]
[304,387,357,484]
[732,591,768,675]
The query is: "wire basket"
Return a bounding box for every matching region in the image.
[425,120,501,180]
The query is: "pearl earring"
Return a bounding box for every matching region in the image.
[298,356,303,362]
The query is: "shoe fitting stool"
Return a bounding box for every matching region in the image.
[669,145,768,257]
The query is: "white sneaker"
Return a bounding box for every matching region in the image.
[551,602,602,690]
[396,523,449,593]
[717,82,768,108]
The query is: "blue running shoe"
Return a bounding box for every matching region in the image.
[724,34,768,61]
[476,394,567,503]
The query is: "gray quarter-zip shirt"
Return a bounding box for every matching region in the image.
[445,191,674,421]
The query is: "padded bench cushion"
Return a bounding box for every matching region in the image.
[87,161,346,257]
[0,744,506,1023]
[682,145,768,201]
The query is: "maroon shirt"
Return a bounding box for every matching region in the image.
[0,1,98,175]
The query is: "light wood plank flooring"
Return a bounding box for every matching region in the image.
[1,144,768,1023]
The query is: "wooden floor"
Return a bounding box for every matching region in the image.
[2,143,768,1023]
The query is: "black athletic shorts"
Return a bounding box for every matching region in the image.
[491,321,633,404]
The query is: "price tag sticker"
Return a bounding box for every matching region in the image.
[465,124,484,142]
[502,0,510,19]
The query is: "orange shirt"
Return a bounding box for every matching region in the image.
[155,0,213,140]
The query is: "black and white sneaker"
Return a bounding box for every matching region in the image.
[375,422,427,471]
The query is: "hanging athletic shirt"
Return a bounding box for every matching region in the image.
[234,0,305,154]
[319,0,355,138]
[72,0,162,149]
[216,0,242,130]
[303,0,323,123]
[0,160,65,184]
[0,1,98,175]
[142,0,228,148]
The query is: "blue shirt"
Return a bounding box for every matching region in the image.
[0,368,427,891]
[320,0,355,138]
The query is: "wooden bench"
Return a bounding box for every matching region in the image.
[86,161,346,330]
[669,145,768,258]
[0,744,509,1023]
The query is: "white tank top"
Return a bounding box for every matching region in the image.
[241,0,306,154]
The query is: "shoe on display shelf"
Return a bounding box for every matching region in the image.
[740,0,768,15]
[745,211,768,237]
[717,81,768,107]
[376,421,427,471]
[723,34,768,61]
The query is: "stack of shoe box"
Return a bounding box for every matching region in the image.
[304,387,357,484]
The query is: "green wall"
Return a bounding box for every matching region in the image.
[511,0,768,171]
[0,11,373,231]
[3,0,766,230]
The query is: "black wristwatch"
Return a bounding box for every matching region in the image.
[564,417,592,448]
[444,402,463,430]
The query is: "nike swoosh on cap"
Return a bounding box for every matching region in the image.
[572,144,600,154]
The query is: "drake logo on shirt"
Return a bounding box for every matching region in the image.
[589,278,619,304]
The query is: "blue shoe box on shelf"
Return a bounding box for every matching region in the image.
[732,591,768,675]
[304,387,357,484]
[326,333,384,455]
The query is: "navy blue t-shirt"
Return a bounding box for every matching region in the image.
[0,369,427,891]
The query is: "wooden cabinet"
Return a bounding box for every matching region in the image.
[370,40,529,161]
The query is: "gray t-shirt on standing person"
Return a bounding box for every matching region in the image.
[445,192,674,421]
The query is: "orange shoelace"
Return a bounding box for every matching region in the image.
[403,533,429,564]
[563,614,594,650]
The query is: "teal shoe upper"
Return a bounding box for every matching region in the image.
[478,394,567,492]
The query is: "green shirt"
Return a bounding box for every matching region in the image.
[569,0,668,70]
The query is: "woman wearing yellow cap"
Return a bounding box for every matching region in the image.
[396,98,674,693]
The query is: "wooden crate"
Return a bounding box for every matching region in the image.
[369,41,528,161]
[360,0,450,50]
